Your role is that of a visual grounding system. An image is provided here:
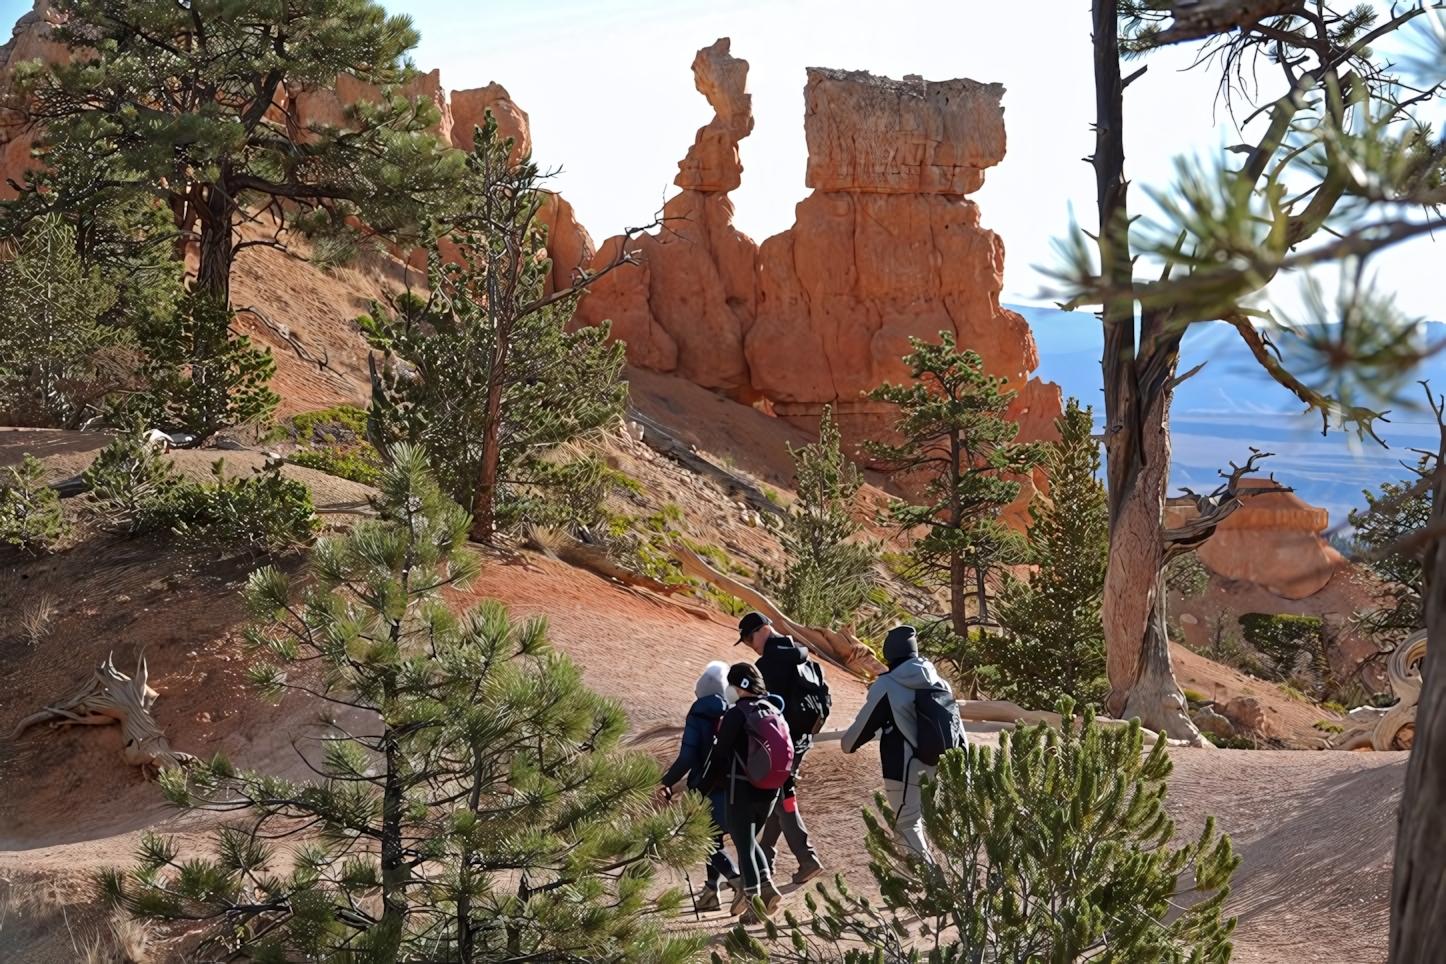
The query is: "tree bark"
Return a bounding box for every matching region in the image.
[469,333,507,544]
[1091,0,1199,741]
[1388,431,1446,962]
[194,179,234,305]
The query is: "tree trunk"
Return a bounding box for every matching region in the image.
[976,565,990,627]
[1388,441,1446,961]
[379,732,409,954]
[1091,0,1197,741]
[470,336,508,544]
[949,431,968,636]
[195,180,233,305]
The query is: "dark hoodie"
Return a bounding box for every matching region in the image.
[840,656,954,781]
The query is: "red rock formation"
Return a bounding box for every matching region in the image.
[1166,478,1344,600]
[0,0,68,199]
[571,38,760,398]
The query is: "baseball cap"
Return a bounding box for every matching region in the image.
[735,611,771,644]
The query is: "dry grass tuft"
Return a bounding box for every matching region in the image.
[20,593,58,645]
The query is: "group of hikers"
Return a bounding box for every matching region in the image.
[659,612,965,923]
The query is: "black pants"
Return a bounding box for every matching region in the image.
[759,742,816,871]
[705,789,739,884]
[726,780,779,892]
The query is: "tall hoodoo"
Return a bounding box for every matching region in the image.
[573,47,1062,454]
[572,37,760,395]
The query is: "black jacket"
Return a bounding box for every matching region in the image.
[756,634,811,748]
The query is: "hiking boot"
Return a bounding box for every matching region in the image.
[792,856,824,886]
[728,884,753,917]
[759,878,784,914]
[695,883,722,913]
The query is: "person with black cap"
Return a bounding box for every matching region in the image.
[735,612,825,884]
[697,661,790,922]
[839,625,959,859]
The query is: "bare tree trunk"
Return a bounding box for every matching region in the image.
[976,565,990,627]
[950,430,969,636]
[1389,424,1446,962]
[195,180,233,305]
[470,332,508,544]
[1091,0,1198,741]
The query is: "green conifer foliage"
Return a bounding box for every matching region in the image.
[0,215,125,427]
[761,405,879,628]
[101,446,711,962]
[363,115,628,541]
[0,454,69,552]
[988,399,1110,709]
[751,703,1239,964]
[864,333,1043,636]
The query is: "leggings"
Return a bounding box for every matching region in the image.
[705,790,739,883]
[726,780,779,892]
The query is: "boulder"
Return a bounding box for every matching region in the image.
[1221,696,1275,738]
[1192,705,1237,739]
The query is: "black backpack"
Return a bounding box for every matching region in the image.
[912,684,964,765]
[787,655,832,736]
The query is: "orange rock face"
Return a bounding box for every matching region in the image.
[573,44,1063,438]
[571,38,760,397]
[1166,478,1344,600]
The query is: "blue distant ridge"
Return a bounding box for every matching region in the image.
[1009,304,1446,527]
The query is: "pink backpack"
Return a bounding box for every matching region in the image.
[737,699,794,790]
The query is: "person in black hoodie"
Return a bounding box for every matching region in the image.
[840,625,957,860]
[735,612,823,884]
[659,660,740,912]
[697,661,786,921]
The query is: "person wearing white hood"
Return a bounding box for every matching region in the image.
[659,660,741,911]
[840,626,959,860]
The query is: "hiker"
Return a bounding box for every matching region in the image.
[840,625,964,860]
[735,612,828,884]
[697,661,794,921]
[659,661,740,912]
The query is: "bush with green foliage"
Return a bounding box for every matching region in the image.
[987,399,1110,709]
[0,214,131,427]
[759,405,878,628]
[102,446,712,962]
[1167,550,1211,599]
[741,701,1238,964]
[864,333,1042,635]
[82,426,316,552]
[0,454,70,552]
[271,405,384,485]
[364,115,627,542]
[1238,612,1335,692]
[1350,464,1431,644]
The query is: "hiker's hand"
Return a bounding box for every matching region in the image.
[655,785,673,804]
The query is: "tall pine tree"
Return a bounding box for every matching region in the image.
[102,446,713,962]
[988,399,1110,709]
[761,404,878,629]
[864,333,1042,635]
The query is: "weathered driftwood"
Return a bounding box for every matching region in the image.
[1329,630,1427,751]
[524,526,687,596]
[671,540,887,678]
[11,654,192,773]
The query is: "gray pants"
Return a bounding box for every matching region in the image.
[760,743,817,872]
[883,756,937,861]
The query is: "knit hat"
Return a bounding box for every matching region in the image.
[736,612,772,644]
[695,660,729,700]
[727,661,767,696]
[883,625,919,668]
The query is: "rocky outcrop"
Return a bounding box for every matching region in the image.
[1166,478,1343,599]
[572,45,1062,455]
[571,38,760,398]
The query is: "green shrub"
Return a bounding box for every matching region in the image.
[170,458,318,554]
[1240,612,1324,665]
[746,700,1238,964]
[83,426,185,534]
[1183,687,1209,703]
[0,455,69,552]
[1204,732,1260,750]
[285,445,381,485]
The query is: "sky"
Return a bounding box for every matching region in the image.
[2,0,1441,520]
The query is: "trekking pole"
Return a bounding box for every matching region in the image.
[683,867,701,922]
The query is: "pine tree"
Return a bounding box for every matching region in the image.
[761,404,878,628]
[864,333,1042,636]
[0,215,124,427]
[14,0,463,438]
[1349,463,1431,646]
[101,445,713,962]
[363,114,628,541]
[751,702,1238,964]
[987,399,1110,709]
[0,454,70,552]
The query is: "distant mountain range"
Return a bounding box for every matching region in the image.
[1012,304,1446,528]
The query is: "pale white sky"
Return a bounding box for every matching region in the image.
[402,0,1441,319]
